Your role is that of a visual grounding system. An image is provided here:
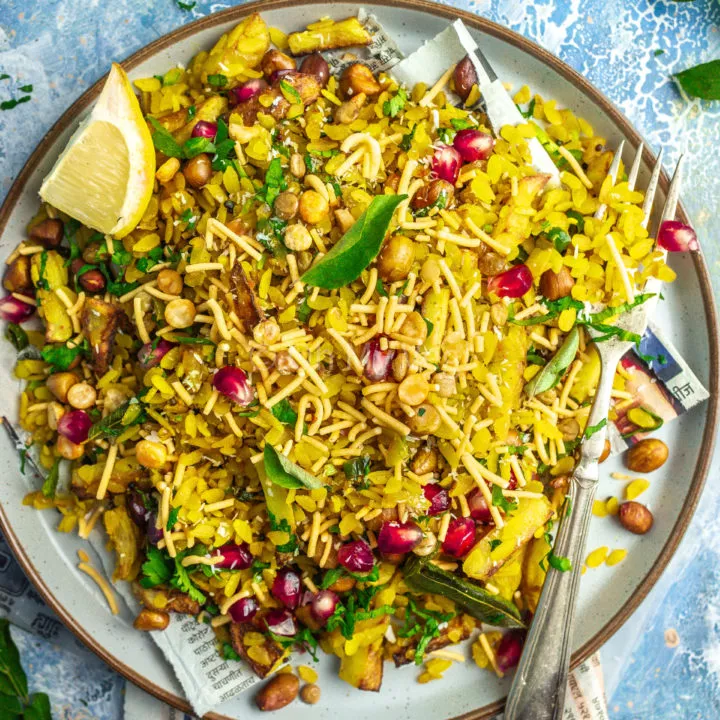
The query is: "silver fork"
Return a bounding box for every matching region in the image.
[504,146,684,720]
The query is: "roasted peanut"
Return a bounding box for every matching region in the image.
[340,63,381,97]
[410,447,439,475]
[133,609,170,631]
[412,179,454,211]
[377,234,415,282]
[558,417,580,441]
[183,153,212,188]
[626,438,668,473]
[408,403,441,435]
[400,311,428,344]
[540,266,575,300]
[273,191,299,221]
[276,350,300,374]
[300,683,321,705]
[255,673,299,712]
[412,530,438,556]
[67,382,97,410]
[46,372,79,403]
[283,223,313,252]
[392,351,409,382]
[3,256,33,294]
[618,501,654,534]
[29,218,64,248]
[57,435,83,460]
[334,93,366,124]
[260,49,296,78]
[300,53,330,87]
[453,55,478,101]
[156,269,183,295]
[298,190,329,225]
[490,302,508,327]
[289,152,306,179]
[136,440,168,469]
[82,241,110,264]
[164,298,196,328]
[433,372,456,398]
[477,248,506,276]
[47,402,65,430]
[253,318,281,345]
[398,373,430,406]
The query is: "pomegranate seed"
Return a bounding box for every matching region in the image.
[487,265,533,299]
[423,484,450,516]
[337,540,375,574]
[361,336,395,382]
[377,521,423,554]
[191,121,218,140]
[138,339,174,370]
[0,296,35,324]
[229,78,268,105]
[210,543,253,570]
[310,590,339,623]
[453,129,494,163]
[57,410,91,444]
[265,609,297,636]
[508,471,518,491]
[657,220,699,252]
[271,568,302,609]
[496,629,526,672]
[229,596,259,624]
[441,517,476,557]
[431,144,462,184]
[127,489,150,528]
[212,366,255,407]
[468,489,492,523]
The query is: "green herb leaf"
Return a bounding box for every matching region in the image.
[489,539,502,551]
[170,335,216,346]
[221,642,242,661]
[674,59,720,100]
[517,97,536,119]
[584,418,607,439]
[166,506,181,531]
[450,118,473,130]
[524,327,579,396]
[41,342,85,372]
[402,555,524,628]
[547,227,571,253]
[320,567,346,590]
[263,444,322,490]
[88,396,146,441]
[301,195,407,289]
[251,559,271,583]
[271,398,299,426]
[5,324,28,351]
[279,79,302,104]
[170,552,206,603]
[491,484,518,514]
[176,0,197,9]
[140,546,173,588]
[400,124,417,151]
[0,618,32,706]
[182,136,216,158]
[375,278,389,297]
[383,87,407,118]
[343,455,371,487]
[207,73,228,88]
[547,551,572,572]
[41,458,61,498]
[566,209,585,235]
[147,116,183,158]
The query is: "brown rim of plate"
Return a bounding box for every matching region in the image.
[0,0,717,717]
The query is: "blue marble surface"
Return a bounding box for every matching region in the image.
[0,1,718,718]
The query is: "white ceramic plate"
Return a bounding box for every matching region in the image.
[0,2,717,718]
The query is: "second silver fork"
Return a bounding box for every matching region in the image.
[505,145,684,720]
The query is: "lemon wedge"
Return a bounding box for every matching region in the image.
[40,63,155,238]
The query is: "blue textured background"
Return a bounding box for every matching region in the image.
[0,1,719,718]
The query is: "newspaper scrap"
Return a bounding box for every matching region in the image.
[609,321,710,454]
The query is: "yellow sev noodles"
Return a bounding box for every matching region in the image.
[14,12,673,688]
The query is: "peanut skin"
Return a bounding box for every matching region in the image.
[133,609,170,631]
[256,673,300,712]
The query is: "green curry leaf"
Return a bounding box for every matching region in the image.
[263,444,323,490]
[524,327,579,396]
[301,195,407,289]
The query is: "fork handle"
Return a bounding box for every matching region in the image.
[504,360,617,720]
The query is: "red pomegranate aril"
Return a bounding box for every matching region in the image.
[468,489,492,523]
[431,144,462,184]
[496,629,526,672]
[212,366,255,407]
[487,265,533,299]
[310,590,339,623]
[229,78,268,105]
[191,120,218,140]
[453,129,494,163]
[657,220,699,252]
[377,521,423,554]
[229,596,259,624]
[138,339,174,369]
[127,488,150,528]
[508,471,518,491]
[271,568,302,609]
[441,517,476,557]
[57,409,91,444]
[337,539,375,574]
[361,336,395,382]
[265,609,297,637]
[423,484,450,516]
[210,543,253,570]
[0,295,35,323]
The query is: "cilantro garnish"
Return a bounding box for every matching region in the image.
[491,484,518,514]
[397,598,454,664]
[584,418,607,439]
[140,546,173,588]
[343,455,371,488]
[41,341,87,372]
[207,73,228,88]
[41,458,61,498]
[166,506,181,531]
[383,87,407,118]
[5,324,28,351]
